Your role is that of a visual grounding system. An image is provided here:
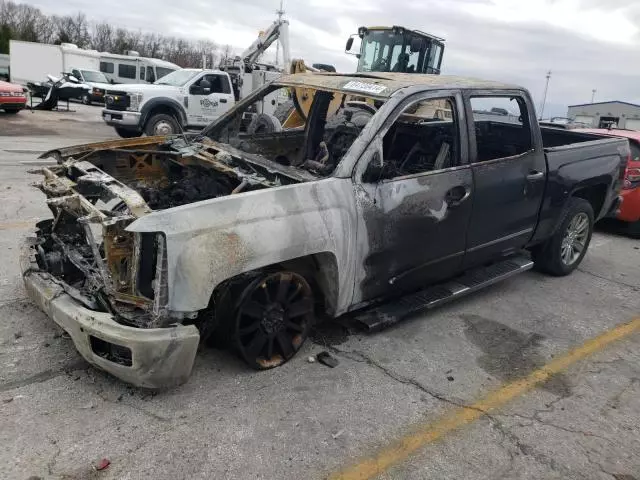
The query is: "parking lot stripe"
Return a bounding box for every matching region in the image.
[329,316,640,480]
[0,220,36,231]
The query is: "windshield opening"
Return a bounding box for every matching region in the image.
[81,70,109,83]
[205,85,383,177]
[357,30,443,74]
[154,69,197,86]
[156,67,176,80]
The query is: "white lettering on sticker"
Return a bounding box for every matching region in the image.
[342,81,387,95]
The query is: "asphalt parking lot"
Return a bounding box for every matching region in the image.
[1,106,639,480]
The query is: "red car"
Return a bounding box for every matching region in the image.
[576,128,640,236]
[0,80,27,114]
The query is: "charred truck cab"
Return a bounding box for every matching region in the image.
[22,72,627,388]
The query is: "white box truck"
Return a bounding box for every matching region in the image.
[9,41,180,87]
[9,41,99,85]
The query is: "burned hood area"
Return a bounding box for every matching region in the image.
[30,135,315,328]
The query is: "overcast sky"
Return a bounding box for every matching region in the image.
[28,0,640,117]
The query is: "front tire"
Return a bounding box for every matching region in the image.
[144,113,180,136]
[114,127,142,138]
[232,272,314,370]
[532,197,594,276]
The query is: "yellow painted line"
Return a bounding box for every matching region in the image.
[329,316,640,480]
[0,220,36,231]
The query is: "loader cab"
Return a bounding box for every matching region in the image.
[346,26,445,75]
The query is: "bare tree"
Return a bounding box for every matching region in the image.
[0,0,223,66]
[91,22,113,52]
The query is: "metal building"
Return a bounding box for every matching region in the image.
[567,101,640,130]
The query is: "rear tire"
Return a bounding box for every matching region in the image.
[144,113,180,136]
[114,127,142,138]
[81,94,92,105]
[3,108,20,114]
[532,197,594,276]
[628,220,640,239]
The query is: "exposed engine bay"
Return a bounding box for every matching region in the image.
[30,136,319,328]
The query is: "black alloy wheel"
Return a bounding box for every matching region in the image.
[234,272,314,369]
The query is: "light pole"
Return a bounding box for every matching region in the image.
[591,89,597,103]
[539,70,552,120]
[275,0,285,67]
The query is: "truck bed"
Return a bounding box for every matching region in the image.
[541,126,616,150]
[527,127,629,246]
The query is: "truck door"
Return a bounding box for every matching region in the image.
[71,69,83,82]
[187,73,235,126]
[462,93,546,268]
[353,92,473,303]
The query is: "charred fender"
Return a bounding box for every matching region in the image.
[126,178,358,316]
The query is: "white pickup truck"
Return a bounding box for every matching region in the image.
[101,69,236,138]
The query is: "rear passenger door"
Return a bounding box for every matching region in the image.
[463,93,546,268]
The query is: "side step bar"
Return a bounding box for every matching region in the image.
[354,255,534,332]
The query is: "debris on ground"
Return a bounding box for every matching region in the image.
[14,331,23,340]
[94,458,110,471]
[307,356,316,363]
[332,429,345,439]
[317,351,339,368]
[2,397,13,404]
[447,376,455,382]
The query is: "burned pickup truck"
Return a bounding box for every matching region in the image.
[21,72,628,387]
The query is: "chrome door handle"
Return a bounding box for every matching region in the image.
[445,185,471,207]
[526,171,544,181]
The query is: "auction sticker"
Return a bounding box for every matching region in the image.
[342,81,387,95]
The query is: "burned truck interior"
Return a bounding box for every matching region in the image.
[207,85,379,175]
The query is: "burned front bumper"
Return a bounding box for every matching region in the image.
[21,238,200,388]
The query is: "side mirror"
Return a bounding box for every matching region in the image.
[200,79,212,94]
[362,151,384,183]
[410,38,423,53]
[345,37,354,52]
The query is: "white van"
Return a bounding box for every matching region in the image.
[69,68,112,105]
[98,53,180,85]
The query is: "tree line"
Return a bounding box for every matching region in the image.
[0,0,233,68]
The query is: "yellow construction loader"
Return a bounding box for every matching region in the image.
[279,26,447,127]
